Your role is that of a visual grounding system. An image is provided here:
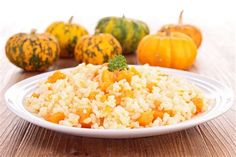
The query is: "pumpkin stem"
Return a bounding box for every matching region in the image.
[165,30,171,36]
[178,10,184,25]
[30,29,37,34]
[68,16,74,23]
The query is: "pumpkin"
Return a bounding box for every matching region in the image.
[5,29,60,71]
[95,16,149,54]
[137,32,197,70]
[74,33,122,64]
[46,16,88,58]
[159,10,202,48]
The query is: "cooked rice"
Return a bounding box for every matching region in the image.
[24,64,208,129]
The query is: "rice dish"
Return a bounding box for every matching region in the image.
[24,64,208,129]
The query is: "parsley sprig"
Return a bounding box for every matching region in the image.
[108,55,128,72]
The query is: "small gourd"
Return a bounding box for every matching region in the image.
[46,16,88,58]
[74,33,122,64]
[95,16,149,54]
[5,29,60,71]
[159,10,202,48]
[137,32,197,70]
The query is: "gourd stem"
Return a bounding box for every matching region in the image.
[68,16,74,23]
[178,10,184,25]
[166,30,171,36]
[30,29,37,34]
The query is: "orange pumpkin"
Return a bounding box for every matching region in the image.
[137,32,197,70]
[159,10,202,48]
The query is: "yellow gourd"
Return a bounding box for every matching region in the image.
[74,33,122,64]
[46,16,88,58]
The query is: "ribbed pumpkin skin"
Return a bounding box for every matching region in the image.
[5,32,59,71]
[46,17,88,58]
[74,33,122,64]
[158,11,202,48]
[137,32,197,70]
[159,25,202,48]
[95,16,149,54]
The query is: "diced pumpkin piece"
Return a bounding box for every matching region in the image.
[81,119,92,128]
[100,70,115,92]
[45,112,65,124]
[76,106,92,122]
[76,106,92,128]
[115,70,132,83]
[116,70,126,81]
[129,67,141,77]
[138,111,154,126]
[123,89,134,98]
[100,117,105,126]
[115,95,122,105]
[147,82,155,92]
[164,109,175,117]
[192,97,204,113]
[100,81,113,92]
[154,100,161,108]
[93,70,99,78]
[101,70,114,82]
[32,93,40,98]
[100,94,108,102]
[153,110,164,119]
[103,105,112,113]
[47,71,66,83]
[88,91,97,100]
[125,72,133,83]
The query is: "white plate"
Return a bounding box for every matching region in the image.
[4,66,234,139]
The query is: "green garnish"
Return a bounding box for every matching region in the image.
[108,55,128,72]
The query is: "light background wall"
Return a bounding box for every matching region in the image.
[0,0,235,34]
[0,0,235,64]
